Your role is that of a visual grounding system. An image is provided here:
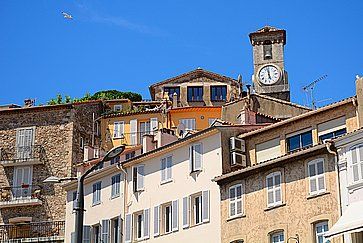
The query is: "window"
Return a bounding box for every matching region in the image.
[110,156,120,165]
[126,151,135,160]
[266,171,282,207]
[350,145,363,183]
[263,41,273,60]
[92,182,101,205]
[93,224,100,243]
[80,136,84,150]
[210,86,227,101]
[161,156,172,182]
[229,184,243,217]
[163,204,172,233]
[192,194,202,225]
[111,217,122,243]
[111,174,121,198]
[315,221,329,243]
[287,130,313,152]
[133,165,144,192]
[16,127,34,160]
[189,143,203,172]
[114,104,123,112]
[13,166,32,199]
[101,220,110,243]
[113,122,124,138]
[308,159,326,195]
[164,87,180,100]
[270,231,284,243]
[319,128,346,142]
[72,191,77,209]
[180,119,196,131]
[187,86,203,101]
[134,210,150,241]
[140,121,151,141]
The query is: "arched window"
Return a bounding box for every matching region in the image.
[270,230,284,243]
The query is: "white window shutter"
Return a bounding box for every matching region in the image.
[194,144,203,171]
[150,118,158,134]
[101,219,110,243]
[83,226,91,242]
[229,187,236,217]
[143,208,150,239]
[130,119,138,145]
[137,165,144,190]
[172,199,179,232]
[153,205,160,237]
[118,216,123,243]
[161,158,166,182]
[113,123,119,137]
[167,156,172,180]
[125,214,132,243]
[182,197,189,228]
[202,190,210,222]
[189,146,193,172]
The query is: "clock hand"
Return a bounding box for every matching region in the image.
[267,67,271,79]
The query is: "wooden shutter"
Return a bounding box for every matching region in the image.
[150,118,158,134]
[137,165,144,191]
[189,146,193,172]
[274,173,282,203]
[143,209,150,239]
[161,158,166,182]
[202,190,210,222]
[125,214,132,243]
[194,144,203,171]
[83,226,91,243]
[130,119,138,145]
[172,199,179,232]
[182,197,189,228]
[101,219,110,243]
[153,205,160,237]
[167,156,172,180]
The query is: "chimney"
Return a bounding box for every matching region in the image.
[24,99,35,107]
[356,75,363,127]
[172,92,178,108]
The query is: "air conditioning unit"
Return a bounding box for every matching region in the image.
[230,137,245,153]
[230,152,247,167]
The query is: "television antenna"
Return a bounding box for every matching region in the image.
[302,74,327,110]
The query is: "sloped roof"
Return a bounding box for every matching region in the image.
[149,68,238,89]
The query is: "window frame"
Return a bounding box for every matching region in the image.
[111,174,121,199]
[210,85,227,101]
[319,128,347,142]
[113,121,125,139]
[286,130,313,152]
[270,231,284,243]
[133,164,145,192]
[161,155,173,183]
[189,143,203,173]
[164,86,180,101]
[349,145,363,184]
[314,221,329,243]
[179,118,196,131]
[266,171,283,208]
[92,181,102,206]
[191,194,202,226]
[92,224,101,243]
[162,203,173,234]
[229,183,243,218]
[187,86,204,102]
[114,104,123,112]
[134,212,144,241]
[307,158,326,195]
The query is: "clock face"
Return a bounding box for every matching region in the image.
[258,65,281,85]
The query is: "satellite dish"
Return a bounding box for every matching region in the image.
[176,123,186,137]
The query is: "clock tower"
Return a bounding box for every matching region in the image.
[249,26,290,101]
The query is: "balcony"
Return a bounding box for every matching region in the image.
[0,145,45,167]
[0,221,65,242]
[0,185,42,208]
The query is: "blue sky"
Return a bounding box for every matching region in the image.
[0,0,362,107]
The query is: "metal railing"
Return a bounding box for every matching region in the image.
[113,131,158,146]
[0,145,46,165]
[0,221,65,241]
[0,185,42,203]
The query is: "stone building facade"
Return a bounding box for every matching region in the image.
[0,101,102,240]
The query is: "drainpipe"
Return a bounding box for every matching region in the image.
[116,163,128,229]
[325,140,345,242]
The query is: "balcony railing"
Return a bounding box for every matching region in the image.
[0,185,42,208]
[113,131,158,146]
[0,221,65,242]
[0,145,46,166]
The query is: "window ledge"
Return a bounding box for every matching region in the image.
[92,202,101,207]
[264,203,286,211]
[190,169,202,175]
[227,214,246,222]
[348,181,363,193]
[307,191,330,200]
[160,179,173,185]
[110,194,120,200]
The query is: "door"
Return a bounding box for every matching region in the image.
[13,166,32,199]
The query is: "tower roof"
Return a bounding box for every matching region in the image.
[249,26,286,45]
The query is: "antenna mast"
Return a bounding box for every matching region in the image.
[302,75,327,110]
